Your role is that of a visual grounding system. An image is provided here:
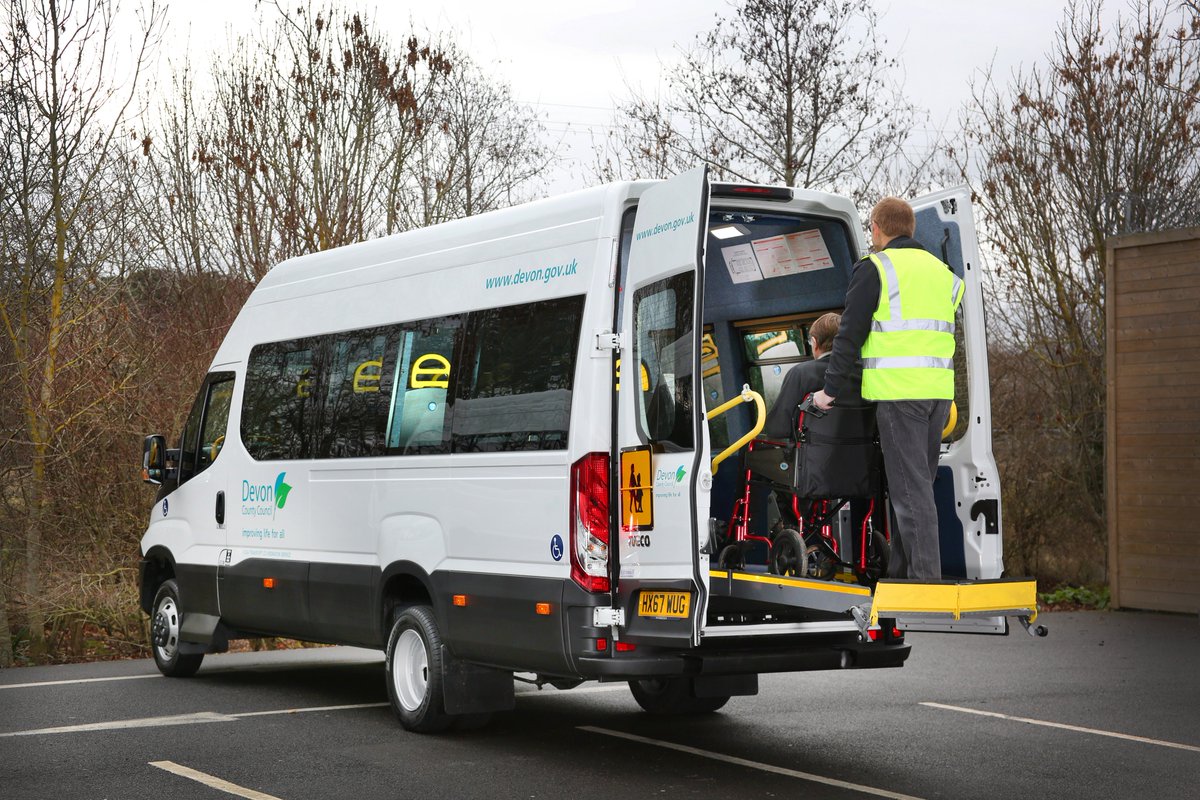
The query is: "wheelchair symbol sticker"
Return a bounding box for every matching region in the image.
[550,534,564,562]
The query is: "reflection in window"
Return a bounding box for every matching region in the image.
[386,318,462,455]
[740,322,811,412]
[177,373,236,485]
[453,296,584,452]
[198,379,234,470]
[240,297,584,461]
[634,273,694,450]
[317,327,393,459]
[242,341,318,460]
[700,329,729,451]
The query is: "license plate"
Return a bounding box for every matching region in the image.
[637,591,691,618]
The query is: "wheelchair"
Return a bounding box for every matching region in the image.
[716,396,892,585]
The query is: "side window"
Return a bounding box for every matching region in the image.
[316,327,394,459]
[385,317,463,455]
[700,329,730,452]
[242,340,319,460]
[453,296,585,452]
[739,321,812,411]
[634,273,694,451]
[947,304,970,443]
[178,373,235,485]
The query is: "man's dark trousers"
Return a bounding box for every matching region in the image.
[877,399,950,580]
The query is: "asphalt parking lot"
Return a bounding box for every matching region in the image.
[2,609,1197,799]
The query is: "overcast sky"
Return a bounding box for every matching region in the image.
[160,0,1102,193]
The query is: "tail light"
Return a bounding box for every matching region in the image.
[570,452,610,592]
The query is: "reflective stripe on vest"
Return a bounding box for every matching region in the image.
[861,249,964,401]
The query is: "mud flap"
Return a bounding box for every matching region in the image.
[440,646,516,715]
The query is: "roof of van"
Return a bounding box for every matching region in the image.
[250,182,647,302]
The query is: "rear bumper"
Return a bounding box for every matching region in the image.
[573,640,910,679]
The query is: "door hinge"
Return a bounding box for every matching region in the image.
[595,331,623,352]
[593,607,625,627]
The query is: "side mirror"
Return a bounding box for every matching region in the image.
[142,434,167,485]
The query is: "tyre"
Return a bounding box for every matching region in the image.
[629,676,730,714]
[805,542,837,580]
[717,543,744,571]
[385,605,452,733]
[857,530,890,586]
[150,579,204,678]
[769,528,807,577]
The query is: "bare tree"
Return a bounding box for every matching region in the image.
[598,0,934,202]
[194,3,453,280]
[399,44,554,228]
[0,0,161,660]
[962,0,1200,579]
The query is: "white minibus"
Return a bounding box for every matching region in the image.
[139,167,1022,732]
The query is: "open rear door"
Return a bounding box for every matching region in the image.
[911,187,1002,585]
[612,166,711,647]
[873,187,1038,635]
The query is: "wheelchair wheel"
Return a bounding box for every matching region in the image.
[857,530,890,586]
[805,542,837,580]
[769,529,807,577]
[717,544,745,571]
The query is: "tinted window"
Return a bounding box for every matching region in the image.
[242,340,319,460]
[740,321,812,412]
[178,372,236,484]
[316,326,394,459]
[452,296,585,452]
[386,317,463,455]
[634,273,694,450]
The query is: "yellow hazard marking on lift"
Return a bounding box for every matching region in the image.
[710,570,872,597]
[869,579,1038,627]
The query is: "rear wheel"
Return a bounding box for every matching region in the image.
[386,606,452,733]
[857,530,890,586]
[717,544,744,571]
[629,676,730,714]
[150,579,204,678]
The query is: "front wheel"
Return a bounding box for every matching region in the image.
[769,529,807,577]
[385,606,452,733]
[150,579,204,678]
[629,676,730,714]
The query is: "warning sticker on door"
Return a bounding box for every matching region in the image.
[620,446,654,532]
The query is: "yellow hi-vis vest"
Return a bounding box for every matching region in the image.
[860,248,965,401]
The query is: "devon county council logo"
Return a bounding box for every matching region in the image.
[274,472,293,510]
[675,466,687,483]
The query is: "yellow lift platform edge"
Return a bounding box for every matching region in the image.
[707,569,1047,638]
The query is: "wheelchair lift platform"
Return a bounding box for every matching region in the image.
[708,568,1043,636]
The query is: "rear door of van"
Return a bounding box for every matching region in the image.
[911,187,1004,584]
[612,166,711,648]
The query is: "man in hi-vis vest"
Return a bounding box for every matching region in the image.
[812,197,964,580]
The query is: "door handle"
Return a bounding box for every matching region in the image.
[215,490,226,526]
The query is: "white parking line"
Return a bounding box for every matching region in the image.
[0,703,389,737]
[580,726,924,800]
[0,712,235,738]
[150,761,283,800]
[0,674,160,691]
[921,702,1200,754]
[231,702,388,718]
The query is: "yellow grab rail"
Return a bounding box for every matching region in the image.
[706,384,766,474]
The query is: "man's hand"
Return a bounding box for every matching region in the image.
[812,389,834,411]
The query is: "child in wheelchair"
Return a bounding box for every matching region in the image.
[718,396,891,584]
[716,312,890,584]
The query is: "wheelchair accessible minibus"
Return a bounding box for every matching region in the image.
[139,166,1030,732]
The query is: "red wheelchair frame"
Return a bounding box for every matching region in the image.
[716,400,891,584]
